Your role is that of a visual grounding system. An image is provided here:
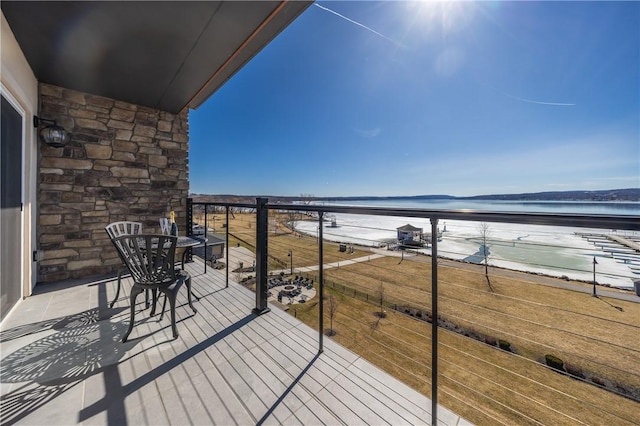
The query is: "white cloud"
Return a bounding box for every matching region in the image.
[354,127,382,138]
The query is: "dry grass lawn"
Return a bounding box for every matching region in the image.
[196,212,640,424]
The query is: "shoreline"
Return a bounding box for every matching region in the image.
[294,215,640,294]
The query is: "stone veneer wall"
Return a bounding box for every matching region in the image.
[38,83,189,283]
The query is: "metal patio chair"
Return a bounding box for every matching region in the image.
[110,234,197,342]
[105,221,143,308]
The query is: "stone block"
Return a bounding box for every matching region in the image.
[87,105,110,114]
[86,95,113,109]
[40,191,62,203]
[154,132,173,141]
[113,140,138,152]
[112,151,137,162]
[69,108,95,118]
[40,100,67,115]
[114,101,137,111]
[41,234,65,243]
[40,183,73,192]
[139,146,162,155]
[107,119,135,130]
[81,210,109,217]
[64,202,95,211]
[40,84,63,97]
[43,248,79,260]
[159,140,181,150]
[95,160,125,167]
[131,135,152,143]
[110,107,136,122]
[73,133,100,143]
[111,167,149,179]
[63,240,93,248]
[133,124,156,137]
[67,259,102,271]
[99,178,121,187]
[62,90,87,105]
[157,120,172,132]
[40,168,64,175]
[148,155,167,168]
[61,192,83,202]
[173,133,188,143]
[41,157,93,170]
[75,117,108,131]
[40,214,62,225]
[85,144,112,159]
[115,130,133,141]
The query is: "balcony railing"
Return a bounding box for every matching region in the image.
[186,197,640,425]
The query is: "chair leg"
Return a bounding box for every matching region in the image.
[186,276,197,314]
[150,289,159,316]
[159,294,168,321]
[168,292,178,339]
[122,285,144,343]
[110,267,125,308]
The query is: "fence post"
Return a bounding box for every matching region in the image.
[318,211,324,353]
[253,198,270,315]
[430,217,439,425]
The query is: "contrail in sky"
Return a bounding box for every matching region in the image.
[314,3,399,45]
[503,92,576,107]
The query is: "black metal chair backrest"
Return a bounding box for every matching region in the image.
[111,234,178,287]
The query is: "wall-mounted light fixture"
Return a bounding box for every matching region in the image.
[33,116,70,147]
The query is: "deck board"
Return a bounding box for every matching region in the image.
[0,259,470,425]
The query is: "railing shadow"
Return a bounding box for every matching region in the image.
[77,313,257,422]
[256,352,321,425]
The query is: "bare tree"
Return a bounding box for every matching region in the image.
[327,294,339,336]
[477,222,493,290]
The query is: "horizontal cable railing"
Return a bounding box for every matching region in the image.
[187,198,640,425]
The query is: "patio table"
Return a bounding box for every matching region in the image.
[176,235,207,269]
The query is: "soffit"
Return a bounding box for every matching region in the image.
[1,1,311,113]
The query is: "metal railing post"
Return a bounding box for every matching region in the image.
[204,204,208,274]
[186,198,194,262]
[253,197,270,315]
[318,211,324,353]
[225,206,229,288]
[430,217,439,425]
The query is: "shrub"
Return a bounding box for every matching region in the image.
[498,339,511,352]
[545,354,565,371]
[485,336,497,346]
[592,376,606,387]
[564,362,585,379]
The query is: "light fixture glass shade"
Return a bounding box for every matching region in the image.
[39,124,70,147]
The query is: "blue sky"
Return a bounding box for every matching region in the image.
[189,1,639,197]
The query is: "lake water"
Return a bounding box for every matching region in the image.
[294,199,640,289]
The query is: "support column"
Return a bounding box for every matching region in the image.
[430,217,439,426]
[225,206,229,288]
[253,197,270,315]
[318,211,324,353]
[185,198,194,262]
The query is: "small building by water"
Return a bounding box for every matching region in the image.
[397,224,424,246]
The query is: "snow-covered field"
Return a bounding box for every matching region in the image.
[294,214,640,289]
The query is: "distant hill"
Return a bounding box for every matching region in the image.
[191,188,640,204]
[459,188,640,202]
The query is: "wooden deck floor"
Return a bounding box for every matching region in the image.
[0,260,470,425]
